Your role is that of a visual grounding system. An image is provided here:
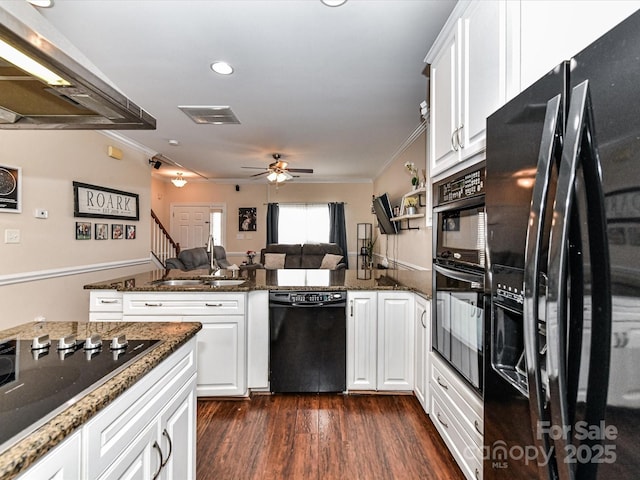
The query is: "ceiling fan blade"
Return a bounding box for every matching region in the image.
[286,168,314,174]
[241,166,268,170]
[250,171,269,177]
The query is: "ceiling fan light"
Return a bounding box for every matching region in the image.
[276,172,288,183]
[321,0,347,6]
[171,173,187,187]
[267,171,278,182]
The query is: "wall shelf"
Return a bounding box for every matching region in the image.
[391,187,427,230]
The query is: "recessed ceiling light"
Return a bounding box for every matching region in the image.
[321,0,347,7]
[168,139,180,146]
[211,61,234,75]
[27,0,54,7]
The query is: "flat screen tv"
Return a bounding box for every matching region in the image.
[373,193,398,234]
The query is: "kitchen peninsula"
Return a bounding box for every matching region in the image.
[0,321,201,480]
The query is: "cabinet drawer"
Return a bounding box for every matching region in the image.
[84,339,196,479]
[89,290,123,312]
[123,292,245,316]
[430,353,483,442]
[431,388,483,480]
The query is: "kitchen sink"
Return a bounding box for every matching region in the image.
[205,279,246,287]
[151,279,205,286]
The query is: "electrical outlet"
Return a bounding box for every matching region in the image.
[34,208,48,219]
[5,229,20,244]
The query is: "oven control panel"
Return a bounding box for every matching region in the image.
[438,167,485,204]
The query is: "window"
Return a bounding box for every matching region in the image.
[211,208,224,246]
[278,204,330,244]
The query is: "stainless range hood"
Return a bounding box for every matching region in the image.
[0,2,155,130]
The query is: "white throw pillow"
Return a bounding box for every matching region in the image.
[264,253,286,269]
[320,253,343,270]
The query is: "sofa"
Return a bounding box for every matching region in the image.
[259,243,346,270]
[165,246,232,271]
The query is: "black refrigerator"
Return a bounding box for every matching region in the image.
[484,9,640,480]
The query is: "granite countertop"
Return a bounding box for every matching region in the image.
[84,268,433,299]
[0,321,202,480]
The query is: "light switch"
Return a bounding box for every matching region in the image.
[34,208,48,219]
[5,229,20,244]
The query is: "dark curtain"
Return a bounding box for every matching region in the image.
[329,202,348,268]
[266,203,279,245]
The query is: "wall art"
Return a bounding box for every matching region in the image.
[0,164,21,213]
[73,181,139,220]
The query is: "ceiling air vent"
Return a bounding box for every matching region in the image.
[178,105,240,125]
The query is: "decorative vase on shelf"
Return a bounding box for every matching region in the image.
[406,206,417,215]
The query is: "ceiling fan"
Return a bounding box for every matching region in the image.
[242,154,314,183]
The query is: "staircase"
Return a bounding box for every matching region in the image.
[150,210,180,268]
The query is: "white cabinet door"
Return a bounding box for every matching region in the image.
[197,316,246,396]
[429,21,461,177]
[460,0,508,161]
[159,377,197,480]
[519,0,640,91]
[347,291,377,390]
[414,295,430,413]
[17,431,81,480]
[97,421,159,480]
[377,292,414,391]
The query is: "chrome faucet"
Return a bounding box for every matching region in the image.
[206,234,219,274]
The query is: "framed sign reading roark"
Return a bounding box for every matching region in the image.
[73,181,139,221]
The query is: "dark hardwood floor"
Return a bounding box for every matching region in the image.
[196,394,465,480]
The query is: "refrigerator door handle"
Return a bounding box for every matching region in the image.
[547,80,612,480]
[523,93,563,480]
[434,264,484,286]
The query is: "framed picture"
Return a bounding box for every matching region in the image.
[95,223,108,240]
[73,181,139,220]
[76,221,92,240]
[0,164,22,213]
[126,224,136,239]
[112,224,124,239]
[239,207,257,231]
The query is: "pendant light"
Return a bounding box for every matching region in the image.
[171,173,187,188]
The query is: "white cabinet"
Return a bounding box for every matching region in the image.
[413,294,430,413]
[377,292,415,391]
[427,0,512,178]
[347,291,415,392]
[518,1,640,91]
[121,292,247,397]
[430,352,483,480]
[19,338,197,480]
[88,290,123,322]
[17,431,81,480]
[247,290,269,389]
[347,291,378,390]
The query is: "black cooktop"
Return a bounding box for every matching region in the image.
[0,336,161,452]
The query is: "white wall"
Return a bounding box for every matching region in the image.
[0,130,153,329]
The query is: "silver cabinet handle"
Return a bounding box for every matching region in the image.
[456,123,464,149]
[144,302,163,307]
[420,310,427,329]
[161,429,173,467]
[350,300,353,317]
[205,302,224,307]
[436,412,448,428]
[99,299,118,304]
[474,419,482,435]
[152,441,164,480]
[436,376,448,390]
[475,467,480,480]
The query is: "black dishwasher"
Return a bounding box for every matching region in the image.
[269,290,346,393]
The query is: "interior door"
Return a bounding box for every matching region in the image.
[171,205,211,249]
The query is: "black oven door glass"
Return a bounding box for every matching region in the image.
[436,206,486,268]
[433,266,485,392]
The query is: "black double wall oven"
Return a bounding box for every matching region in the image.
[432,165,486,394]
